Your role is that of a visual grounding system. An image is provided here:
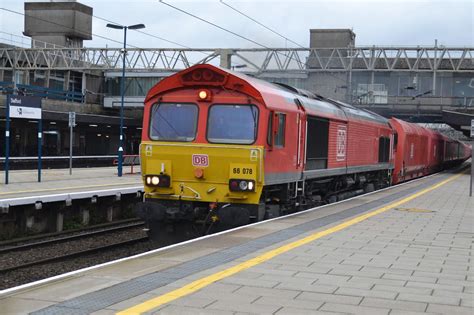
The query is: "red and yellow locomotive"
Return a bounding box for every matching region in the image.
[137,64,471,234]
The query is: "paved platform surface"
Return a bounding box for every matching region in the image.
[0,167,142,204]
[0,166,472,314]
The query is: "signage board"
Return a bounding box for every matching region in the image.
[69,112,76,127]
[471,119,474,138]
[8,95,42,119]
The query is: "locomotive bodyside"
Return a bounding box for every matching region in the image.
[138,64,395,230]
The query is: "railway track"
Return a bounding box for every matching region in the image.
[0,221,151,288]
[0,218,144,249]
[0,220,145,254]
[0,236,148,274]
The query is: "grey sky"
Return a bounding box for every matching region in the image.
[1,0,473,49]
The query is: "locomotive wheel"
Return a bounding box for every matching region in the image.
[328,195,337,204]
[364,183,375,193]
[218,206,250,228]
[135,202,166,221]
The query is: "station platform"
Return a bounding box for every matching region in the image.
[0,167,142,208]
[0,165,472,314]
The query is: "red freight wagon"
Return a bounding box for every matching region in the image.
[426,128,445,174]
[390,118,434,184]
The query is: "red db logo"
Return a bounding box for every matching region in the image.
[192,154,209,167]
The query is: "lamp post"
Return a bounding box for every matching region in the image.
[106,23,145,177]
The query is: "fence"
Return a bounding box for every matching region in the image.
[113,155,141,175]
[0,81,84,103]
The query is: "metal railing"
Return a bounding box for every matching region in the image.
[113,155,141,175]
[356,96,474,107]
[0,155,117,161]
[0,82,84,103]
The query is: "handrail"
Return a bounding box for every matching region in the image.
[0,155,117,161]
[112,155,141,175]
[0,81,84,103]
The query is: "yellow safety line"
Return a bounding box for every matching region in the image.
[0,182,141,196]
[117,171,464,315]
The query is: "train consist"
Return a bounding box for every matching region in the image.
[136,64,471,234]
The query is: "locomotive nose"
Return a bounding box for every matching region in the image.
[140,143,263,204]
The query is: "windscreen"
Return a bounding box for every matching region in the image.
[207,104,258,144]
[149,103,198,141]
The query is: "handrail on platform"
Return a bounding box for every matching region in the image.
[113,155,141,175]
[0,81,84,103]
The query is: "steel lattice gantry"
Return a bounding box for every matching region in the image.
[0,46,472,72]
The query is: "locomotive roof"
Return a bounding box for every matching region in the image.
[146,64,389,126]
[232,69,389,125]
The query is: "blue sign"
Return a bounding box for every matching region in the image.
[4,95,43,184]
[8,95,42,119]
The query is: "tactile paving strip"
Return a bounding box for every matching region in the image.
[31,172,454,315]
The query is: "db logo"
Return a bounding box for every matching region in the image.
[336,125,347,161]
[192,154,209,167]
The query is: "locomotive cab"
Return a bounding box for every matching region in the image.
[138,65,269,233]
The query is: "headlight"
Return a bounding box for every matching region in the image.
[239,180,248,190]
[229,179,255,192]
[145,175,170,187]
[248,181,254,191]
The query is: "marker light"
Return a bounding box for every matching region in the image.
[248,181,254,191]
[199,90,208,99]
[151,176,160,185]
[229,179,255,192]
[230,180,239,190]
[145,175,171,187]
[197,89,212,101]
[181,68,226,86]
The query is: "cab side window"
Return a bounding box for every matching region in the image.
[267,112,286,147]
[274,113,286,147]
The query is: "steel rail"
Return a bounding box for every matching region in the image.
[0,236,149,274]
[0,219,144,252]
